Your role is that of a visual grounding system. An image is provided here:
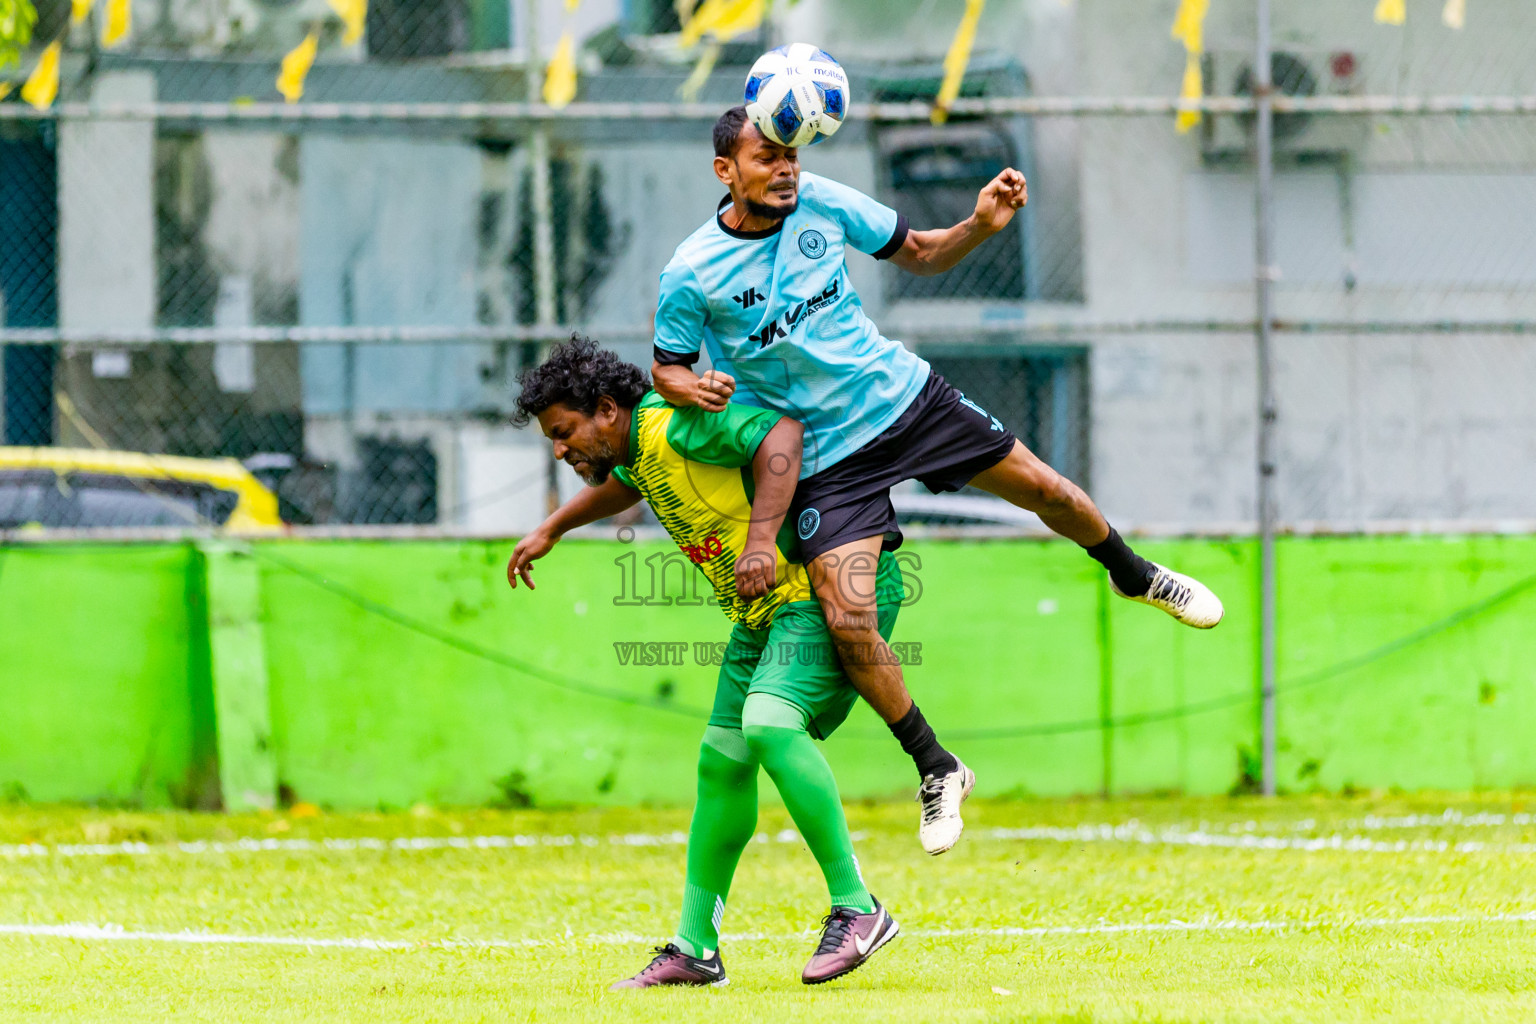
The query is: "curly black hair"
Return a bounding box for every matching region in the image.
[511,335,651,427]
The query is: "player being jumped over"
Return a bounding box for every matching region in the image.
[508,337,905,988]
[649,106,1226,848]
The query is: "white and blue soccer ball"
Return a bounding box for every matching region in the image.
[743,43,851,148]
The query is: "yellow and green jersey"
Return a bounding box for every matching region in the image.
[611,391,812,629]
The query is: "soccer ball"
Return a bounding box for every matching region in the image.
[743,44,851,148]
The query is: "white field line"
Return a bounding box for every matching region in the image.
[1182,810,1536,835]
[1307,811,1535,831]
[4,807,1534,861]
[3,911,1535,952]
[0,830,777,860]
[980,823,1536,854]
[0,832,687,859]
[4,827,1536,860]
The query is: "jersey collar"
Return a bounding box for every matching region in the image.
[715,195,785,240]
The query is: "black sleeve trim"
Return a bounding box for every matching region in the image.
[872,214,910,261]
[653,345,701,368]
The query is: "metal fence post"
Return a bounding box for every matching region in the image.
[1254,0,1279,797]
[530,130,558,333]
[525,0,561,515]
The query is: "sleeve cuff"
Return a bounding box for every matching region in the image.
[653,345,701,368]
[741,413,781,461]
[872,214,910,261]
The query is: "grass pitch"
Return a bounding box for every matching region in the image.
[3,793,1535,1023]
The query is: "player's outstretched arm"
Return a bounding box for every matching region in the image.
[887,168,1027,278]
[737,416,804,600]
[651,362,736,413]
[507,475,641,590]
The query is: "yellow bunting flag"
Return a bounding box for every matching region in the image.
[932,0,985,125]
[679,0,761,105]
[1443,0,1466,28]
[20,39,59,109]
[1374,0,1406,25]
[565,0,579,9]
[1170,0,1209,52]
[1170,0,1210,133]
[277,30,318,103]
[327,0,366,46]
[103,0,130,46]
[678,38,720,101]
[543,31,577,108]
[0,83,11,100]
[680,0,764,47]
[1176,55,1203,133]
[71,0,94,25]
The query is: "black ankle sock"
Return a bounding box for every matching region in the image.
[1085,526,1157,596]
[888,703,959,780]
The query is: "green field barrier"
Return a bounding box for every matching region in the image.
[1,535,1532,808]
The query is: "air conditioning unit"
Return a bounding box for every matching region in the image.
[1200,48,1369,163]
[364,0,471,59]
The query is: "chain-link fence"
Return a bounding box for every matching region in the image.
[1,0,1534,535]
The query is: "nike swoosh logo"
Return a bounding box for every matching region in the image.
[852,913,884,957]
[697,962,722,976]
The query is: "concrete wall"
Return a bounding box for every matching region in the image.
[299,135,484,416]
[783,1,1536,528]
[55,71,157,448]
[58,72,157,339]
[3,534,1534,808]
[0,545,217,807]
[28,1,1536,531]
[1072,0,1536,525]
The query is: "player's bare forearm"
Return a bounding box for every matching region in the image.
[546,475,642,536]
[889,217,994,277]
[509,476,639,590]
[651,362,702,406]
[888,167,1027,277]
[748,417,803,549]
[651,361,736,413]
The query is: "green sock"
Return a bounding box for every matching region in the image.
[742,694,875,913]
[673,727,758,958]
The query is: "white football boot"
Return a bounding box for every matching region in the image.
[1111,562,1224,629]
[917,760,976,856]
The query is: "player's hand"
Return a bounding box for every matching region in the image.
[735,546,777,601]
[973,168,1027,235]
[508,526,558,590]
[696,370,736,413]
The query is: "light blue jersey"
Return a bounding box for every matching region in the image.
[653,172,931,477]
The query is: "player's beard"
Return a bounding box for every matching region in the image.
[745,195,798,221]
[570,437,622,485]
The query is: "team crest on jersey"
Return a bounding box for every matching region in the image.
[797,508,821,540]
[798,229,827,259]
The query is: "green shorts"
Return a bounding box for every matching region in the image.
[709,552,904,740]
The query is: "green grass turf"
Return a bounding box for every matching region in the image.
[2,793,1535,1022]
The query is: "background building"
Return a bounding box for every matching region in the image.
[2,0,1532,534]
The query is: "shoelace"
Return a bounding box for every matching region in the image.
[638,943,684,977]
[814,908,859,955]
[918,777,949,824]
[1148,571,1192,609]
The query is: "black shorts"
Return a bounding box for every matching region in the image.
[788,371,1017,562]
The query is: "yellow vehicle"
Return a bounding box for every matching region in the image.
[0,448,283,532]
